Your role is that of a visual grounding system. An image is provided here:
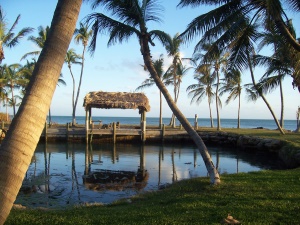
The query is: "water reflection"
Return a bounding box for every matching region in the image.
[16,142,283,208]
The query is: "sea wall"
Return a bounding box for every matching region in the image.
[197,131,300,168]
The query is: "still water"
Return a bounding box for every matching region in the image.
[15,142,283,209]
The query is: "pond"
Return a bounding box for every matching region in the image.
[15,142,284,209]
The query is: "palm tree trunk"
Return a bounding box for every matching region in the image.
[68,66,76,125]
[140,37,220,185]
[215,71,221,130]
[208,99,214,128]
[73,45,86,126]
[279,79,284,128]
[159,91,163,129]
[247,51,285,134]
[0,1,82,223]
[237,92,241,129]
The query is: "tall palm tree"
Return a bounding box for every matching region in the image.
[0,63,29,116]
[177,0,300,91]
[219,69,243,129]
[254,23,300,128]
[84,0,220,184]
[136,55,172,128]
[20,26,50,60]
[72,22,92,125]
[65,48,82,125]
[165,33,183,127]
[0,1,82,223]
[0,6,33,63]
[187,64,216,128]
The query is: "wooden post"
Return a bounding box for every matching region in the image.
[141,111,146,142]
[113,122,116,143]
[161,124,165,142]
[194,114,198,130]
[85,109,89,143]
[66,123,69,141]
[1,121,4,130]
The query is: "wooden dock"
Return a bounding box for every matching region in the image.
[40,123,191,143]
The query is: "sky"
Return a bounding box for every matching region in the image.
[1,1,299,120]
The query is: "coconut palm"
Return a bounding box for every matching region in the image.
[72,22,92,125]
[165,33,184,127]
[187,64,216,128]
[136,55,172,128]
[65,48,82,125]
[84,0,220,184]
[0,1,82,222]
[177,0,300,91]
[254,23,300,128]
[219,69,243,129]
[20,26,50,60]
[0,63,29,116]
[0,6,33,63]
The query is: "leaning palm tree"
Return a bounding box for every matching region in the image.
[187,64,216,128]
[84,0,220,184]
[0,1,82,222]
[65,48,82,125]
[136,55,172,129]
[177,0,300,91]
[219,69,243,129]
[0,6,33,63]
[72,22,92,125]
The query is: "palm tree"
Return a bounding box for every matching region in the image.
[72,22,92,125]
[187,64,216,128]
[0,63,29,116]
[65,48,82,125]
[177,0,300,91]
[165,33,183,127]
[0,6,33,63]
[136,55,172,129]
[219,69,243,129]
[0,1,82,223]
[84,0,220,184]
[20,26,50,60]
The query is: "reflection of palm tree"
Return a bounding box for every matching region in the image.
[171,149,177,182]
[70,149,81,202]
[84,0,220,184]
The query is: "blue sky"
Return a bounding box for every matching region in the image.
[1,1,299,120]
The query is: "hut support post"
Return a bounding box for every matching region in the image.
[85,109,89,143]
[141,110,146,142]
[194,114,198,130]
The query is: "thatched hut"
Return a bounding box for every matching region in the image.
[83,91,150,142]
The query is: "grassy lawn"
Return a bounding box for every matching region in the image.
[6,168,300,225]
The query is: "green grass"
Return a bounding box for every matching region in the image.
[6,168,300,225]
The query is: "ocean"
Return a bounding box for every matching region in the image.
[48,116,298,131]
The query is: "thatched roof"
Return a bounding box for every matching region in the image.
[83,91,150,112]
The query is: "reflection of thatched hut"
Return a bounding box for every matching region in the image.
[83,169,149,191]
